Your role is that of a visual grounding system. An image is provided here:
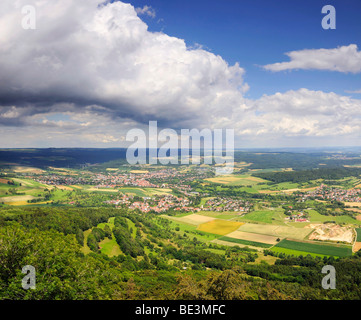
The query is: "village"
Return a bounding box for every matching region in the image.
[300,184,361,202]
[201,197,252,213]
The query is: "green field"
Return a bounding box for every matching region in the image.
[274,239,352,257]
[307,209,361,225]
[270,247,328,258]
[238,209,285,224]
[219,236,273,248]
[356,228,361,242]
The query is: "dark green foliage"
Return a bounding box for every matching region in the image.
[254,167,361,184]
[219,236,273,248]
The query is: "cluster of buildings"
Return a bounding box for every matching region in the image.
[201,197,251,213]
[33,174,87,186]
[301,184,361,202]
[284,209,309,222]
[105,194,200,213]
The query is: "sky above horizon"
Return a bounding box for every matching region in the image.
[0,0,361,148]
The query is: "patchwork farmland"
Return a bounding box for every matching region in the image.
[163,212,354,257]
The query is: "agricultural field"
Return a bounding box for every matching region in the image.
[225,230,279,245]
[218,236,273,248]
[211,239,264,251]
[198,211,241,220]
[118,187,173,197]
[196,219,243,235]
[164,213,215,226]
[205,175,268,187]
[167,219,221,242]
[238,208,286,224]
[354,228,361,253]
[273,239,352,257]
[307,209,361,225]
[238,223,313,240]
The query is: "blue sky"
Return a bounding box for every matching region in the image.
[127,0,361,98]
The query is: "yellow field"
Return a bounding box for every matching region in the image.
[258,190,280,194]
[87,188,119,192]
[6,201,29,206]
[2,195,35,203]
[179,214,215,225]
[130,170,149,174]
[12,166,45,174]
[283,187,318,193]
[70,185,82,189]
[345,208,361,214]
[344,202,361,207]
[55,185,74,190]
[106,168,119,171]
[146,188,173,195]
[259,187,318,194]
[165,214,215,226]
[205,175,266,185]
[197,219,243,235]
[354,242,361,252]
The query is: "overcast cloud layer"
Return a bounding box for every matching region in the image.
[0,0,361,147]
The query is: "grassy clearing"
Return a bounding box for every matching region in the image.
[83,217,122,257]
[99,236,122,257]
[275,239,352,257]
[81,229,92,254]
[127,218,137,239]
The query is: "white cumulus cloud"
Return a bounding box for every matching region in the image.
[263,44,361,73]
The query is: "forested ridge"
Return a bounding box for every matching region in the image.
[253,167,361,184]
[1,207,361,300]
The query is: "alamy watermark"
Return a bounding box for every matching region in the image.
[322,5,336,30]
[321,265,336,290]
[126,121,234,176]
[22,265,36,290]
[21,5,36,30]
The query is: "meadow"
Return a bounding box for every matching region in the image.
[274,239,352,257]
